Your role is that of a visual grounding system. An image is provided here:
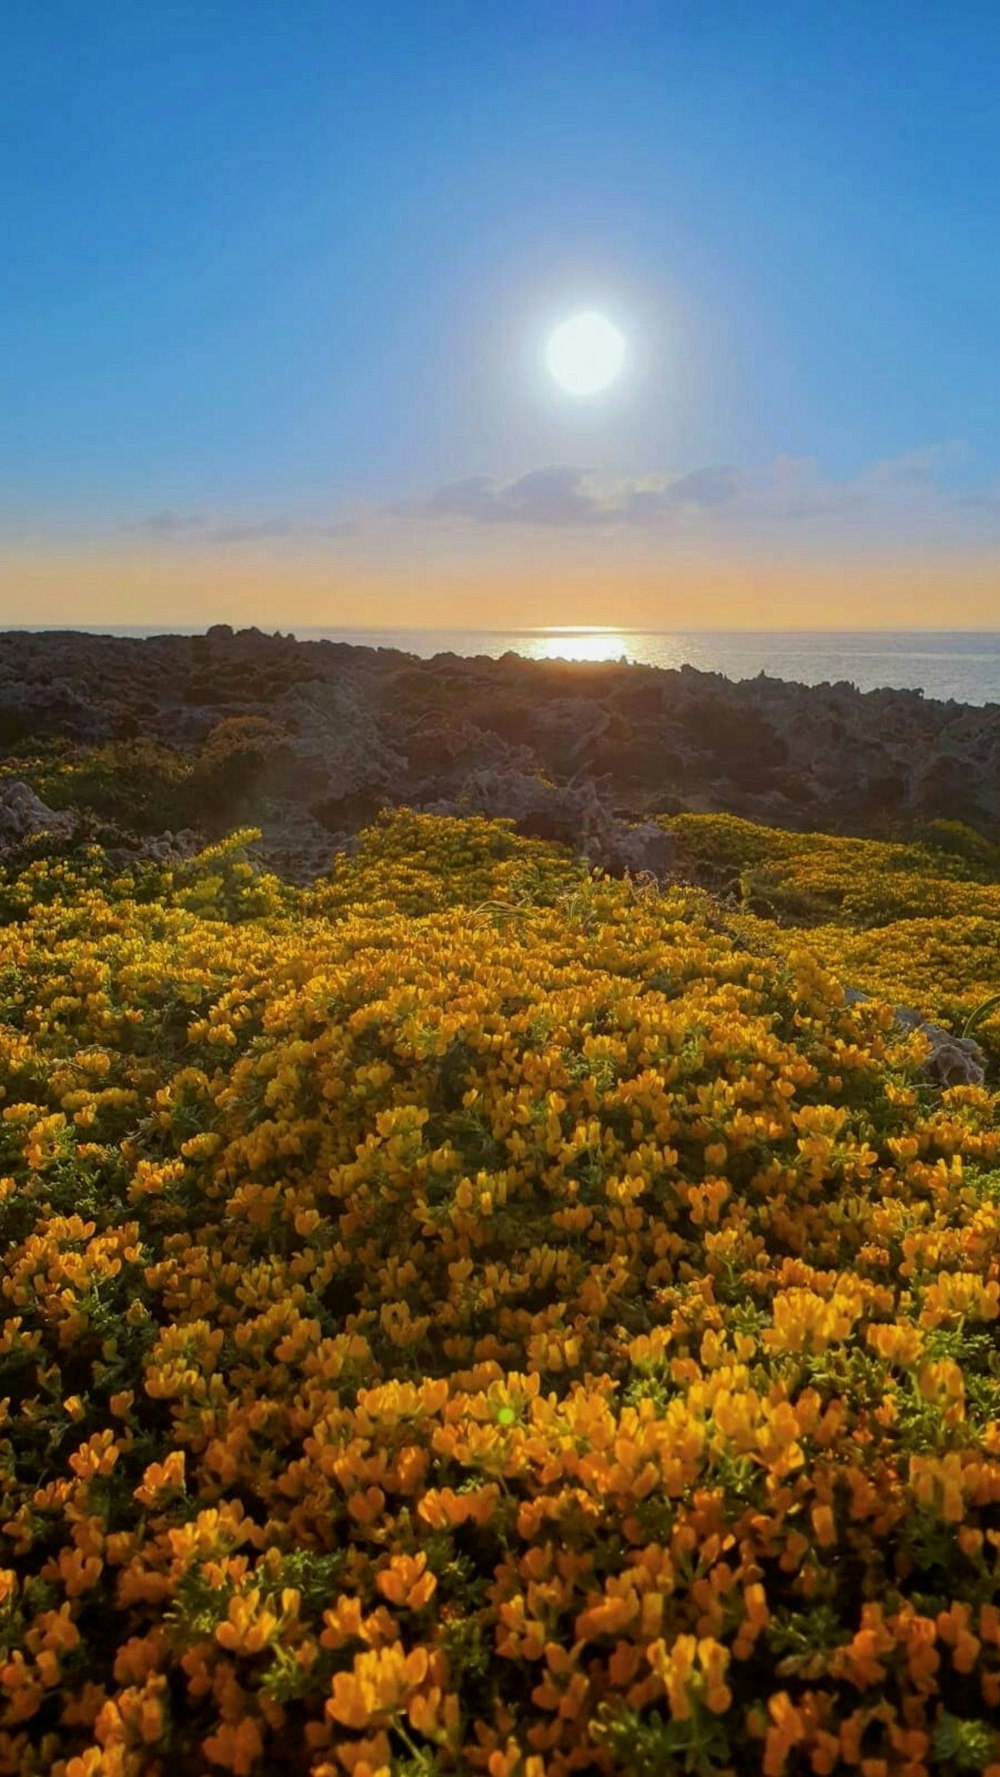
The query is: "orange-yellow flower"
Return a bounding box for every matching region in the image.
[375,1553,438,1611]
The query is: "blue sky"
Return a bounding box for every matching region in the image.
[3,2,1000,625]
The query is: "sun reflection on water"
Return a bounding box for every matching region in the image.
[520,628,634,664]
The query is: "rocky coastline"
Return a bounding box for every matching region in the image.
[1,624,999,879]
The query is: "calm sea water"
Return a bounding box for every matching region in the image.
[11,626,1000,706]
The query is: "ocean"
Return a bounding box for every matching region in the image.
[10,626,1000,706]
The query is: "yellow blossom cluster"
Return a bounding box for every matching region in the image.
[1,812,1000,1775]
[667,812,1000,1061]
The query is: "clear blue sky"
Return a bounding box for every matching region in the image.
[3,2,1000,625]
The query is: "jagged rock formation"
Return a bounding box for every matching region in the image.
[2,627,1000,875]
[423,769,677,879]
[131,829,202,864]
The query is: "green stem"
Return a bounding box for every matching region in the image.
[961,991,1000,1038]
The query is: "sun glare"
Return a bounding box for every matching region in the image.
[545,311,625,396]
[525,628,631,663]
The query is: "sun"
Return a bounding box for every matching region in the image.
[546,310,625,397]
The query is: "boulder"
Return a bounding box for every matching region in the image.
[892,1004,987,1088]
[846,989,987,1087]
[594,820,677,881]
[0,781,75,843]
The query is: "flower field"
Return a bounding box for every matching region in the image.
[2,810,1000,1775]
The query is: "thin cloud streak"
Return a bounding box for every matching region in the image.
[124,511,358,543]
[126,509,214,536]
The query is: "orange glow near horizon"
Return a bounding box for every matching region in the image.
[2,544,1000,634]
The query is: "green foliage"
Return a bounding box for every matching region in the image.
[33,739,193,831]
[932,1712,1000,1772]
[187,715,291,828]
[666,811,1000,1064]
[593,1702,733,1775]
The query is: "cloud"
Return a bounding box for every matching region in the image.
[210,516,358,542]
[206,517,309,543]
[399,460,786,529]
[858,441,971,489]
[421,466,607,526]
[126,509,212,536]
[660,464,748,509]
[126,511,358,543]
[955,485,1000,513]
[400,462,753,530]
[621,464,748,523]
[400,446,979,533]
[123,442,988,548]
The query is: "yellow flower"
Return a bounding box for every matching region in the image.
[327,1642,430,1729]
[200,1717,264,1775]
[375,1553,438,1611]
[214,1589,280,1656]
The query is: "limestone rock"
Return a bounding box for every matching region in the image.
[846,989,987,1086]
[597,819,677,881]
[892,1004,987,1087]
[0,781,75,843]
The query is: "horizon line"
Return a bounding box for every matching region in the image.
[4,622,1000,638]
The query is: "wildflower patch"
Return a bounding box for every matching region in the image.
[1,813,1000,1774]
